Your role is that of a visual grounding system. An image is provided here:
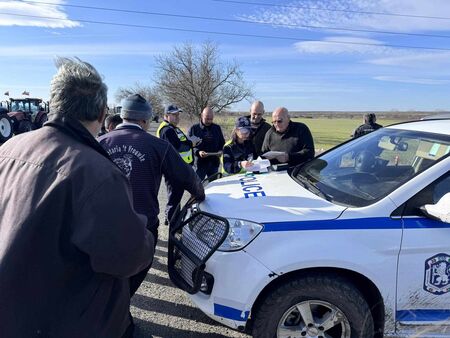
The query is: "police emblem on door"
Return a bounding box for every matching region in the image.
[424,253,450,295]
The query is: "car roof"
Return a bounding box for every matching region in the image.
[386,119,450,135]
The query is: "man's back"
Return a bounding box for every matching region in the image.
[98,124,204,232]
[98,125,170,231]
[353,122,383,138]
[0,125,153,338]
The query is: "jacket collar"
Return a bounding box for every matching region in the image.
[116,122,143,130]
[46,116,111,161]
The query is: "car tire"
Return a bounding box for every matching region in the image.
[0,115,14,142]
[252,274,374,338]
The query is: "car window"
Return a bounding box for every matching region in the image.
[292,128,450,207]
[402,171,450,216]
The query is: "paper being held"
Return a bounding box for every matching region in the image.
[261,151,285,160]
[246,158,271,172]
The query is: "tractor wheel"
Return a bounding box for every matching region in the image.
[0,115,14,142]
[34,113,48,129]
[17,120,33,134]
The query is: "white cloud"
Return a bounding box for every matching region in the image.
[293,36,395,54]
[238,0,450,34]
[367,51,450,67]
[0,0,79,28]
[374,75,450,85]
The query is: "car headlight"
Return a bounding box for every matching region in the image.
[218,218,263,252]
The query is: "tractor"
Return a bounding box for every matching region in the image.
[5,97,49,136]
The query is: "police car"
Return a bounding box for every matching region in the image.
[168,118,450,338]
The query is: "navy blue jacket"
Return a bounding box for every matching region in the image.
[98,124,204,232]
[188,122,225,167]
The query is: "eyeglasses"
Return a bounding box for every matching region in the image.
[272,119,283,124]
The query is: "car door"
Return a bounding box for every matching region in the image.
[396,172,450,335]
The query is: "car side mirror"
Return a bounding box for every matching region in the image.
[420,193,450,223]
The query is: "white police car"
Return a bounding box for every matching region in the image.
[168,118,450,338]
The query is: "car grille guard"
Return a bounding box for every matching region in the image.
[168,198,229,294]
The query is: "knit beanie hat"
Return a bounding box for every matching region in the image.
[120,94,152,120]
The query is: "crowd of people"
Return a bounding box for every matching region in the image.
[0,57,383,338]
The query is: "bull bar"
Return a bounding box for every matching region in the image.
[168,198,229,294]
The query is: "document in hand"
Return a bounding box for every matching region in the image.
[247,158,271,173]
[204,151,223,157]
[187,135,202,146]
[261,151,285,160]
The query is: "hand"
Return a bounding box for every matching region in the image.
[240,160,253,169]
[275,153,289,163]
[199,151,208,158]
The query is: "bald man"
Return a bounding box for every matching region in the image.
[246,100,271,156]
[261,107,315,166]
[188,107,225,180]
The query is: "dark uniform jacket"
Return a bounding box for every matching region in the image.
[188,122,225,168]
[0,117,154,338]
[245,115,271,156]
[261,121,315,166]
[98,123,205,235]
[157,120,194,165]
[352,122,382,138]
[223,139,257,174]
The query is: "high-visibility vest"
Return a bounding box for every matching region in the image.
[157,121,194,164]
[221,140,246,175]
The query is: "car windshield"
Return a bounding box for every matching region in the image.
[292,128,450,207]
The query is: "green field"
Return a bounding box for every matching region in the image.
[184,116,406,151]
[293,117,404,150]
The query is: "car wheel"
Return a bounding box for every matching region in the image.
[252,274,374,338]
[17,120,33,134]
[0,115,14,142]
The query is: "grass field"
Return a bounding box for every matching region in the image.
[182,116,406,151]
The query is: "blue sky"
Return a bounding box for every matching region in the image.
[1,0,450,112]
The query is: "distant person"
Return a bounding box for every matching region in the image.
[261,107,315,166]
[188,107,225,180]
[98,114,123,136]
[106,113,123,132]
[157,104,200,225]
[352,113,383,138]
[98,94,204,297]
[222,116,257,174]
[0,57,154,338]
[246,100,271,156]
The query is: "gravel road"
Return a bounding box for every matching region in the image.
[131,124,250,337]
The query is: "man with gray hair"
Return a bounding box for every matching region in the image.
[0,57,154,338]
[261,107,315,167]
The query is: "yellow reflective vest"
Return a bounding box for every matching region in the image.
[157,121,194,164]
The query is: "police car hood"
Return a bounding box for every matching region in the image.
[199,171,345,223]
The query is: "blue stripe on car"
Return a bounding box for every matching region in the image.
[397,309,450,321]
[262,217,449,232]
[214,303,249,321]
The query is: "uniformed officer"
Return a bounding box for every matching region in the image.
[157,104,199,224]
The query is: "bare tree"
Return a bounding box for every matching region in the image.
[154,41,252,117]
[115,82,164,118]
